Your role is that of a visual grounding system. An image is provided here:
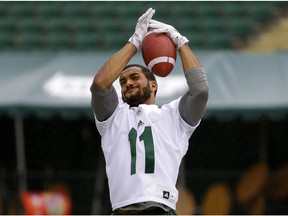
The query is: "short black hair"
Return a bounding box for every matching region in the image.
[122,64,158,96]
[123,64,157,82]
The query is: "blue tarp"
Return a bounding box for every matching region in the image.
[0,51,287,120]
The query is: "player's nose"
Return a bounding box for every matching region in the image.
[126,79,134,87]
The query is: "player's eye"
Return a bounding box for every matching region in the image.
[120,79,126,86]
[131,74,139,80]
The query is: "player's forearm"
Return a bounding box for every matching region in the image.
[179,44,202,72]
[92,42,137,89]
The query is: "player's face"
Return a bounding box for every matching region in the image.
[120,67,155,107]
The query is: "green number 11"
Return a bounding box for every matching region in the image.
[128,126,155,175]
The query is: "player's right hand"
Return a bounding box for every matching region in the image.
[128,8,155,51]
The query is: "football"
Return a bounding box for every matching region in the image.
[141,32,176,77]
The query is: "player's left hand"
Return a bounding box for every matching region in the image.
[149,19,189,49]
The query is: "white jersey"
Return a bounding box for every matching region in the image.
[95,98,199,211]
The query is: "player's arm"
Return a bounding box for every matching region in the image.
[178,44,208,126]
[91,8,155,121]
[149,20,209,126]
[91,43,137,121]
[92,43,137,90]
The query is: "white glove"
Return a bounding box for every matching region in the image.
[128,8,155,51]
[149,19,189,49]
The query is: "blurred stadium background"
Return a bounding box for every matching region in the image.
[1,1,288,214]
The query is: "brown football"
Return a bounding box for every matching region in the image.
[142,32,176,77]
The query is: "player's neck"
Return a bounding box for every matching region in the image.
[144,96,156,105]
[130,97,155,107]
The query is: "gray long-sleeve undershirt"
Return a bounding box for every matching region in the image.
[91,67,208,126]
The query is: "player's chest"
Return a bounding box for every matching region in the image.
[127,106,169,127]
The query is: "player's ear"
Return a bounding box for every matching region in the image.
[150,80,158,94]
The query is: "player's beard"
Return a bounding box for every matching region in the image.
[123,84,151,107]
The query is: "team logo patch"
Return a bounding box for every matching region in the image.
[163,191,170,199]
[137,120,144,128]
[136,108,142,116]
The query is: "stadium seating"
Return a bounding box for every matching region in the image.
[72,32,99,50]
[0,1,287,51]
[0,32,14,49]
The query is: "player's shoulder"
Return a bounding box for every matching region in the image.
[161,97,181,111]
